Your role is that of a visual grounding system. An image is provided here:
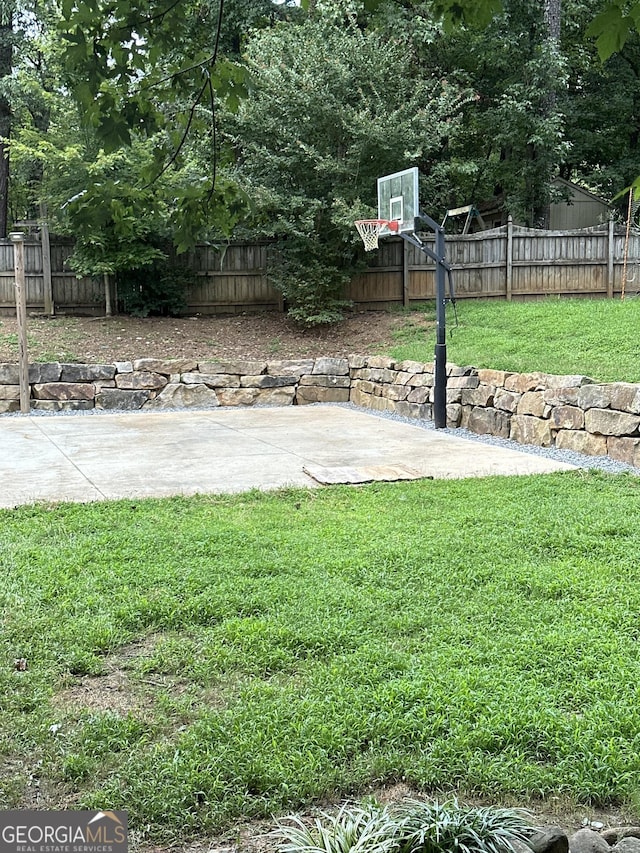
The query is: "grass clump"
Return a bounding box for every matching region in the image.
[274,799,534,853]
[388,298,640,382]
[395,799,533,853]
[275,803,399,853]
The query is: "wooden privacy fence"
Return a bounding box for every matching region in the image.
[1,222,639,316]
[0,239,105,315]
[0,240,281,316]
[349,221,640,308]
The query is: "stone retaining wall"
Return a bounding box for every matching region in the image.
[1,356,639,468]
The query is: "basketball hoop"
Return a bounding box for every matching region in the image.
[354,219,399,251]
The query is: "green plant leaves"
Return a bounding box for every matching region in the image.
[432,0,504,30]
[273,800,534,853]
[586,4,634,60]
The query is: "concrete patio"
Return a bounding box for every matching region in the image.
[0,405,577,508]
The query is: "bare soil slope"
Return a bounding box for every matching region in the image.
[0,311,429,364]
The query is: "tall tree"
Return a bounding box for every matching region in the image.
[537,0,563,226]
[227,12,472,322]
[1,0,71,233]
[559,0,640,206]
[408,0,566,225]
[545,0,562,40]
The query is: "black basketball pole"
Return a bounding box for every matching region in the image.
[397,214,451,429]
[433,223,447,428]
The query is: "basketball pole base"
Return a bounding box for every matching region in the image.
[433,343,447,429]
[390,225,449,428]
[401,212,451,430]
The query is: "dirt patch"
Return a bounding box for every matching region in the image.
[0,311,430,365]
[55,636,165,716]
[54,636,230,721]
[57,670,140,714]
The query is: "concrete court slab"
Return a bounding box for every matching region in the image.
[0,405,576,509]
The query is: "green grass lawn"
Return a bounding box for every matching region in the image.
[2,473,640,840]
[387,298,640,382]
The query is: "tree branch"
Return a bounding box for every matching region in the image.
[118,0,184,31]
[145,75,209,185]
[206,71,217,206]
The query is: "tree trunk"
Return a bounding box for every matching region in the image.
[544,0,561,42]
[534,0,562,228]
[0,13,13,239]
[27,80,51,220]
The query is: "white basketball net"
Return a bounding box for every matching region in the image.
[355,219,399,251]
[355,220,386,252]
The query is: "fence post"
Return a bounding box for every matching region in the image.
[506,215,513,301]
[104,273,113,316]
[40,204,54,315]
[10,232,30,414]
[607,216,615,298]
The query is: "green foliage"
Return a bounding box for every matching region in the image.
[268,240,353,327]
[58,148,167,278]
[117,260,196,317]
[10,117,247,281]
[422,0,640,55]
[586,1,640,59]
[413,0,566,225]
[229,16,472,322]
[5,0,248,258]
[558,1,640,206]
[10,0,640,268]
[395,800,533,853]
[430,0,504,29]
[275,803,399,853]
[274,800,533,853]
[219,0,302,57]
[53,0,252,255]
[57,0,248,155]
[7,0,640,315]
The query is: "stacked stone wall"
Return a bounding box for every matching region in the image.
[348,358,640,468]
[0,357,353,415]
[0,356,638,468]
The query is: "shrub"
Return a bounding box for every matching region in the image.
[274,803,398,853]
[268,240,353,327]
[273,799,534,853]
[117,261,196,317]
[395,799,533,853]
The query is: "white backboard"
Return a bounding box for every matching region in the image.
[377,167,420,235]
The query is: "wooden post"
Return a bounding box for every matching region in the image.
[10,232,30,414]
[506,215,513,301]
[40,203,54,315]
[607,216,615,299]
[104,273,112,316]
[402,239,410,307]
[622,189,633,301]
